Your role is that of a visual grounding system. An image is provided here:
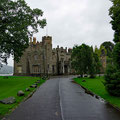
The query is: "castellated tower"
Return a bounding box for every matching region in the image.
[14,36,74,76]
[42,36,52,74]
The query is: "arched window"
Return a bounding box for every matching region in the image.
[34,55,38,60]
[17,65,22,73]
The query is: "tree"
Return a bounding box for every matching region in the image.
[93,52,101,75]
[113,43,120,69]
[101,41,114,58]
[109,0,120,43]
[104,64,120,96]
[95,45,106,74]
[95,45,107,58]
[104,0,120,96]
[0,0,46,65]
[71,44,96,78]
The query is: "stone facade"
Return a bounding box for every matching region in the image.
[14,36,74,76]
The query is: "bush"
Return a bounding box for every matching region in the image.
[113,43,120,69]
[104,64,120,96]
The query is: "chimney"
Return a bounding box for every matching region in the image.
[33,37,36,45]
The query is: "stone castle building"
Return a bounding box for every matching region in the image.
[14,36,74,76]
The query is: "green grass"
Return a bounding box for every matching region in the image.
[74,76,120,108]
[0,76,45,118]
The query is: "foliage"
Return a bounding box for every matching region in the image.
[95,45,107,71]
[109,0,120,43]
[104,64,120,96]
[113,42,120,69]
[94,46,101,57]
[99,45,107,56]
[101,41,114,57]
[74,77,120,108]
[0,0,46,64]
[93,52,101,75]
[104,0,120,96]
[88,46,95,78]
[71,44,99,78]
[106,57,113,64]
[95,45,107,58]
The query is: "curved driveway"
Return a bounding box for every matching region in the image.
[7,76,120,120]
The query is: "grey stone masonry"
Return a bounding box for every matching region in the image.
[14,36,75,76]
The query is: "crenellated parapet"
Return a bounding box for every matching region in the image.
[52,46,72,54]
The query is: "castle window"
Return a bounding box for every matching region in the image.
[17,66,22,73]
[48,64,49,69]
[61,50,64,53]
[61,58,64,62]
[34,55,38,60]
[52,65,55,74]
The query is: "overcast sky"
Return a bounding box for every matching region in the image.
[8,0,114,66]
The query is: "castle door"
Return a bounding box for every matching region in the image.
[52,65,55,74]
[64,65,68,74]
[32,65,40,74]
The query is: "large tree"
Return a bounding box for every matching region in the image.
[0,0,46,65]
[71,44,97,78]
[104,0,120,96]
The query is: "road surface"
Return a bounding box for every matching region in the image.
[6,76,120,120]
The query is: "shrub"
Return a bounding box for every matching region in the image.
[104,64,120,96]
[113,43,120,69]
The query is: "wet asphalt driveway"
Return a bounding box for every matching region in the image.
[6,76,120,120]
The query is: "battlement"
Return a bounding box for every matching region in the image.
[29,36,52,46]
[42,36,52,40]
[29,37,37,45]
[29,37,72,54]
[53,46,72,54]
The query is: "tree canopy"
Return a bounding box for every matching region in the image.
[71,44,100,78]
[109,0,120,43]
[0,0,46,64]
[101,41,114,57]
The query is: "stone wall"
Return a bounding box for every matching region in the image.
[14,36,74,76]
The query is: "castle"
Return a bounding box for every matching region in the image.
[14,36,74,76]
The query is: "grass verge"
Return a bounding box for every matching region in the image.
[0,76,45,118]
[74,76,120,109]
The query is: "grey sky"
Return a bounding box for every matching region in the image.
[8,0,114,66]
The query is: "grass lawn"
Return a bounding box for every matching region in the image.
[74,76,120,109]
[0,76,45,118]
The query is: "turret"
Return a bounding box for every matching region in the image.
[68,48,72,53]
[42,36,52,45]
[33,37,36,45]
